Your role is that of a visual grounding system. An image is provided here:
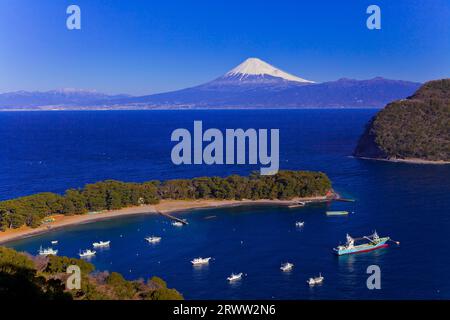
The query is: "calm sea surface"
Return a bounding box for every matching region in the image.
[1,110,449,299]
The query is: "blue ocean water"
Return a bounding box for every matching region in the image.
[1,110,449,299]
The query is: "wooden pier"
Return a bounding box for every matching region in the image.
[159,212,189,225]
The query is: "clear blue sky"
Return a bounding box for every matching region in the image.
[0,0,448,95]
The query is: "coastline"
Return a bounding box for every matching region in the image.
[0,196,332,245]
[355,156,450,165]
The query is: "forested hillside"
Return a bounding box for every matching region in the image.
[0,246,182,300]
[355,79,450,161]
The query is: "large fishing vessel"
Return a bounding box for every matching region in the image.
[334,231,390,255]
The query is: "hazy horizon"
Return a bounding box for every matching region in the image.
[1,0,449,95]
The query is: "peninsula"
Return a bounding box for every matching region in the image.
[0,170,333,243]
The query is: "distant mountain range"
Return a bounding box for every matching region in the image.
[0,88,130,109]
[0,58,422,110]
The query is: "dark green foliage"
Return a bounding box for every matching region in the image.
[158,171,331,200]
[0,171,331,231]
[44,255,95,275]
[0,246,183,300]
[143,276,184,300]
[105,272,136,299]
[355,79,450,161]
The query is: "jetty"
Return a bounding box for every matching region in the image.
[288,201,307,209]
[159,212,189,225]
[334,198,355,203]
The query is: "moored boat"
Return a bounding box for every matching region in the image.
[334,231,390,255]
[79,249,96,258]
[145,236,162,243]
[280,262,294,272]
[295,221,305,227]
[172,221,184,227]
[191,257,212,265]
[38,246,58,256]
[227,273,243,282]
[92,240,110,248]
[307,273,324,286]
[51,240,58,245]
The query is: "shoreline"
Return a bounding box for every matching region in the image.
[0,196,332,245]
[355,156,450,165]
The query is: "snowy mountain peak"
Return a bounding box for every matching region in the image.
[225,58,315,83]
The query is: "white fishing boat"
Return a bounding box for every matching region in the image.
[92,240,110,248]
[295,221,305,227]
[280,262,294,272]
[191,257,212,265]
[51,240,58,245]
[227,273,243,282]
[145,236,162,243]
[307,273,324,286]
[79,249,96,258]
[38,246,58,256]
[172,221,184,227]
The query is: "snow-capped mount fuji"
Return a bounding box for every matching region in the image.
[222,57,315,84]
[197,58,314,91]
[115,57,420,108]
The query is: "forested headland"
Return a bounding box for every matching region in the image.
[0,170,332,231]
[0,246,183,300]
[355,79,450,161]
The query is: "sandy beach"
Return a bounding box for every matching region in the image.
[0,196,331,245]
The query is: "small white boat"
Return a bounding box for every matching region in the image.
[172,221,184,227]
[79,249,96,258]
[307,273,324,286]
[191,257,212,265]
[145,236,162,243]
[92,240,110,248]
[38,246,58,256]
[295,221,305,227]
[280,262,294,272]
[227,272,243,282]
[51,240,58,245]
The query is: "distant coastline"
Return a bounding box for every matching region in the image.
[355,156,450,165]
[0,196,332,245]
[0,106,385,112]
